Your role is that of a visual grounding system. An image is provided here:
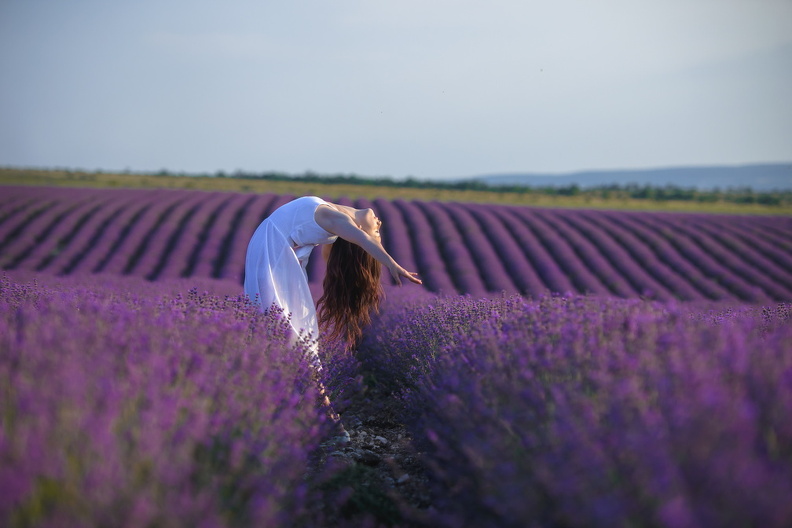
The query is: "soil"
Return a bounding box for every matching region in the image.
[307,383,436,527]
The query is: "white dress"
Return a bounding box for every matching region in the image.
[244,196,338,367]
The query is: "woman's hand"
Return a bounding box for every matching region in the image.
[388,263,422,286]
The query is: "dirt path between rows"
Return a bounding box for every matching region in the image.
[308,383,436,527]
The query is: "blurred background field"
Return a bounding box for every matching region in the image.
[2,183,791,304]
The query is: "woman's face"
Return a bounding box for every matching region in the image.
[357,208,382,239]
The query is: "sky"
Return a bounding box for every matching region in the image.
[1,0,791,181]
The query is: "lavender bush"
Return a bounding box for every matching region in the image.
[356,294,792,527]
[0,274,336,527]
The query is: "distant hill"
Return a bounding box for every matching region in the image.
[470,164,792,191]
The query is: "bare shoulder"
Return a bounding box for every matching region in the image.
[314,202,354,231]
[314,202,344,222]
[318,200,357,212]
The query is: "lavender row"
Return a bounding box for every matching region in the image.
[50,193,137,276]
[510,207,612,296]
[731,215,792,250]
[559,210,677,301]
[2,186,791,302]
[355,293,792,527]
[696,216,792,265]
[125,190,207,278]
[0,198,58,258]
[603,212,735,300]
[189,193,257,279]
[575,210,707,301]
[723,221,792,274]
[488,206,577,293]
[651,211,792,281]
[0,274,337,527]
[630,213,772,302]
[534,208,640,298]
[95,190,187,275]
[73,190,162,275]
[218,193,282,282]
[32,193,132,274]
[373,197,419,285]
[15,196,106,272]
[392,199,458,294]
[692,219,792,294]
[415,200,488,297]
[466,204,551,296]
[0,192,40,239]
[0,188,97,268]
[654,214,792,300]
[440,201,518,294]
[149,192,231,280]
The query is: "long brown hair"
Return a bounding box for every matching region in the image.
[317,238,384,347]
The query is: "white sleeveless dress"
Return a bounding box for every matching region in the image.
[244,196,338,366]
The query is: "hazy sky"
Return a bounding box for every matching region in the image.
[1,0,791,180]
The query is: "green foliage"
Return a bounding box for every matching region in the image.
[316,465,403,526]
[227,170,791,206]
[2,166,790,212]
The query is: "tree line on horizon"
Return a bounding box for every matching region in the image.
[198,169,791,206]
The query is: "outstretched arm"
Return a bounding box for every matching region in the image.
[316,207,422,285]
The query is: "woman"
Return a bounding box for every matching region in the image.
[244,195,421,364]
[245,196,421,442]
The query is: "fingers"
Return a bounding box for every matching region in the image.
[401,269,422,285]
[388,264,422,286]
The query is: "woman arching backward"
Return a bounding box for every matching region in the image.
[244,196,421,440]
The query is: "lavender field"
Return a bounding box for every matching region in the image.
[2,185,792,303]
[2,184,792,527]
[356,294,792,527]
